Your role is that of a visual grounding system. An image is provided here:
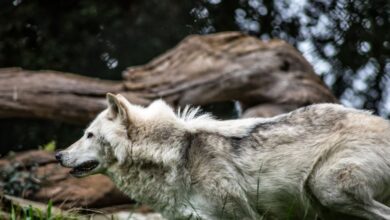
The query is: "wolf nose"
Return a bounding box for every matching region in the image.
[55,152,63,161]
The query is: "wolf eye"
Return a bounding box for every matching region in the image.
[86,132,94,139]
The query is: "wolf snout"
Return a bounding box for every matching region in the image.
[55,151,70,167]
[55,151,63,163]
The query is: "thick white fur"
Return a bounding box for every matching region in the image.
[59,94,390,220]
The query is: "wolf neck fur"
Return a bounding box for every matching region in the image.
[104,112,268,217]
[102,102,283,218]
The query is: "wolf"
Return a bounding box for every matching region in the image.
[56,93,390,220]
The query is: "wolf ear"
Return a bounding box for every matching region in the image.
[106,93,130,125]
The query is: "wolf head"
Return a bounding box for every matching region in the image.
[56,93,191,177]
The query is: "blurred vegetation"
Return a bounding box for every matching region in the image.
[0,162,40,197]
[40,141,56,152]
[0,0,389,151]
[9,201,53,220]
[4,200,77,220]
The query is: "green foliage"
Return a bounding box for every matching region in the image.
[193,0,390,115]
[40,141,56,152]
[10,204,16,220]
[0,0,193,80]
[47,200,52,220]
[5,200,76,220]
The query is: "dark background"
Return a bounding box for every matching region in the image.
[0,0,389,153]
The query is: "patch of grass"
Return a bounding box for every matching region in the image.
[10,203,16,220]
[47,200,52,219]
[3,200,78,220]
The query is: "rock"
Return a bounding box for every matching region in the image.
[0,150,133,209]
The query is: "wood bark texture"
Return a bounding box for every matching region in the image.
[0,32,337,124]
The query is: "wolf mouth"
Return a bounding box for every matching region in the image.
[69,160,99,177]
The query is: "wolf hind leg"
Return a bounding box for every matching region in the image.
[365,201,390,219]
[311,188,390,220]
[327,200,390,220]
[309,163,390,219]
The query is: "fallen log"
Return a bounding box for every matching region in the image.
[0,69,126,124]
[0,32,337,124]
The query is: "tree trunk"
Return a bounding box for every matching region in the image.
[0,32,337,124]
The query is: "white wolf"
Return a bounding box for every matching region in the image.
[56,93,390,220]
